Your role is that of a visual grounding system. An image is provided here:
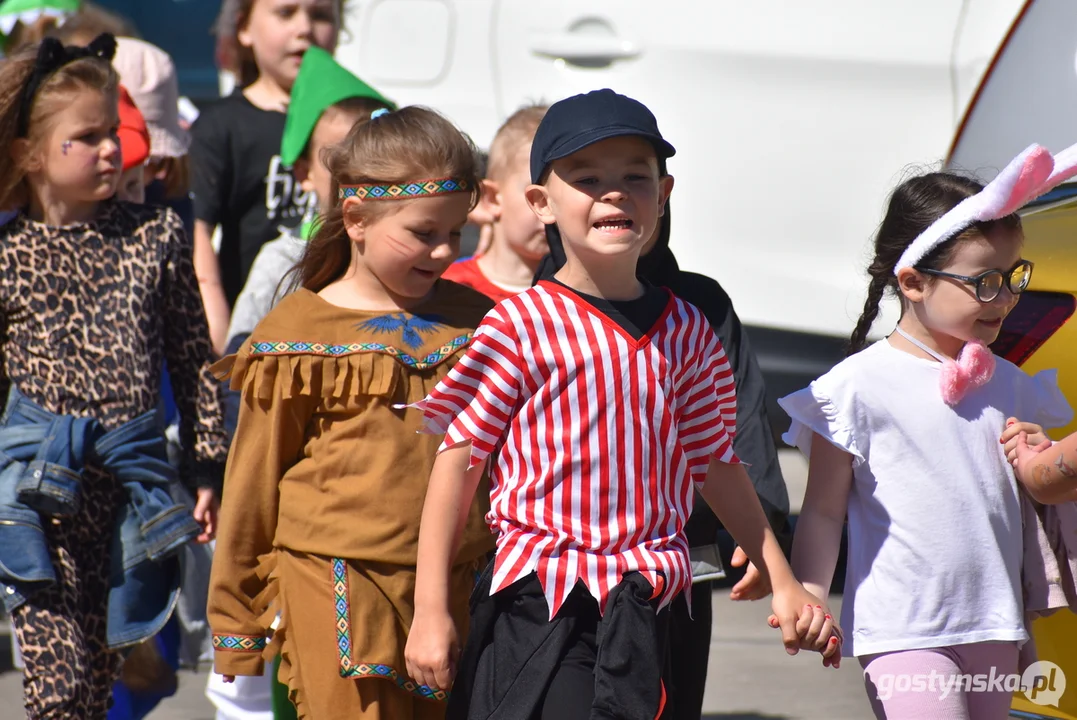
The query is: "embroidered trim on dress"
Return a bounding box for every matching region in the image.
[212,634,266,652]
[332,558,449,701]
[249,334,472,370]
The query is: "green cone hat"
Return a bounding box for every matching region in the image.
[280,46,394,167]
[0,0,79,35]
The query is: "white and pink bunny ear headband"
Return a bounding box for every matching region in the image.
[894,141,1077,274]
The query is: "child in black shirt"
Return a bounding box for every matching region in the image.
[190,0,342,353]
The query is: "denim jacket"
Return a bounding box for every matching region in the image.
[0,386,201,648]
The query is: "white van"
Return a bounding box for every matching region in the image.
[334,0,1072,429]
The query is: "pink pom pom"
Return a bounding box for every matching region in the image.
[961,340,996,385]
[938,340,995,406]
[939,360,971,406]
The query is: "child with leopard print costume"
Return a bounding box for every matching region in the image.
[0,33,229,719]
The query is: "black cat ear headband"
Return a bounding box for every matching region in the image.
[16,32,116,138]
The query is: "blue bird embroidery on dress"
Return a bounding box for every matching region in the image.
[356,313,445,349]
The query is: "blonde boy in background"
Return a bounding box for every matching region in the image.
[443,105,548,302]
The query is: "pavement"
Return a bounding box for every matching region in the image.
[0,594,871,720]
[0,451,878,719]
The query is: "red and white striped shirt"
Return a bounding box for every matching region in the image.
[416,281,738,619]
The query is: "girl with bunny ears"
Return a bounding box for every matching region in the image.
[779,144,1077,719]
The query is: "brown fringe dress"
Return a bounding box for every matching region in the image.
[207,283,496,719]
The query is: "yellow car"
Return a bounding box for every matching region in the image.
[999,192,1077,720]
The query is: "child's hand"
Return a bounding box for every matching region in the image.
[729,546,771,601]
[821,632,842,669]
[768,584,834,656]
[767,604,843,669]
[404,609,459,692]
[819,618,843,669]
[193,488,219,544]
[1013,431,1055,479]
[1002,417,1050,465]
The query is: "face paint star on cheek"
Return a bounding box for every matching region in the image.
[61,141,73,155]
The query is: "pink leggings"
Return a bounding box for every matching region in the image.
[859,642,1019,720]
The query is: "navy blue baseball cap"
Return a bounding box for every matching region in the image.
[529,88,676,183]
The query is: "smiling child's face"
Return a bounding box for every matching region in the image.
[904,227,1026,346]
[526,136,672,264]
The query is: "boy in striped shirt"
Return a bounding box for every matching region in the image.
[406,89,839,719]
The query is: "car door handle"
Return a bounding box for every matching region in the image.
[530,33,641,64]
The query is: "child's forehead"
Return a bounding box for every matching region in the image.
[946,226,1025,269]
[555,137,659,168]
[53,90,118,125]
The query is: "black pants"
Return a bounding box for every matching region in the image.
[536,592,600,720]
[450,567,670,720]
[664,580,713,720]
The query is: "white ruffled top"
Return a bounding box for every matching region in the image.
[779,339,1072,657]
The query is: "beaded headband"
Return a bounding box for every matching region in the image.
[338,177,471,201]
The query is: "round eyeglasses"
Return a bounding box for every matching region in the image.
[914,260,1034,303]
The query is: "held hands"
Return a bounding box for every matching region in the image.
[404,608,459,692]
[729,546,771,601]
[767,586,843,669]
[1001,417,1050,466]
[1012,430,1054,482]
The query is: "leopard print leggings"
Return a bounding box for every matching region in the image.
[12,468,123,719]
